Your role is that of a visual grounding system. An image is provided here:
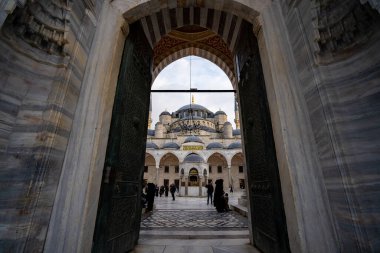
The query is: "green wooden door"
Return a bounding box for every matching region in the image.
[236,22,290,253]
[92,22,152,253]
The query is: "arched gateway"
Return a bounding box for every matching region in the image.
[0,1,379,253]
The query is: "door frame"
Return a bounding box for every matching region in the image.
[44,2,337,253]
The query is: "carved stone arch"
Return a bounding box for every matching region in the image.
[206,152,228,166]
[122,1,262,25]
[152,46,236,86]
[159,152,180,166]
[145,152,157,167]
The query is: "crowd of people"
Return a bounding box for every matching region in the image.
[141,182,178,212]
[142,179,231,213]
[206,179,231,212]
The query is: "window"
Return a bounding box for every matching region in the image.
[209,165,212,173]
[144,166,148,173]
[164,166,169,173]
[239,166,244,173]
[175,165,179,173]
[217,166,222,173]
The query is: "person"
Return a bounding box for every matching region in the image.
[170,183,176,201]
[159,185,165,197]
[164,184,169,197]
[205,181,214,205]
[223,193,230,211]
[230,185,233,193]
[146,183,156,212]
[214,179,225,212]
[155,184,159,197]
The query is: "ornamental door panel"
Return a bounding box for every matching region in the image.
[236,22,290,253]
[92,22,152,253]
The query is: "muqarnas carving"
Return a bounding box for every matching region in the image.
[2,0,71,56]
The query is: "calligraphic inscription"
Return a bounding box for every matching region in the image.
[183,145,203,150]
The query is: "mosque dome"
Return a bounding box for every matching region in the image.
[184,135,204,144]
[183,153,205,163]
[223,121,232,126]
[176,104,211,112]
[160,111,171,116]
[162,142,180,149]
[227,142,242,149]
[146,142,159,149]
[215,110,227,116]
[206,142,224,149]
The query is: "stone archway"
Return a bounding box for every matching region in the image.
[44,2,337,253]
[2,1,365,253]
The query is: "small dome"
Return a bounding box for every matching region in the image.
[184,135,204,144]
[146,142,159,149]
[215,110,226,116]
[160,111,171,116]
[233,129,241,136]
[162,142,180,149]
[147,129,155,136]
[223,121,232,126]
[227,142,242,149]
[183,153,205,163]
[206,142,224,149]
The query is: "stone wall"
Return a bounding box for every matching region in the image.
[0,0,103,251]
[280,0,380,251]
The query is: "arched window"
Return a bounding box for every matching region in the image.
[189,168,199,186]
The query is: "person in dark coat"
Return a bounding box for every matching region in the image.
[170,183,176,201]
[214,179,225,212]
[164,184,169,197]
[206,181,214,205]
[159,185,165,197]
[155,184,159,197]
[146,183,156,212]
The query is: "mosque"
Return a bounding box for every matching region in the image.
[144,97,245,196]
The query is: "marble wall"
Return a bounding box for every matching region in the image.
[280,0,380,251]
[0,0,102,251]
[0,0,379,252]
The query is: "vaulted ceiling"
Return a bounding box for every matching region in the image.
[138,7,246,84]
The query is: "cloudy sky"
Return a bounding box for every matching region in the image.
[150,56,237,128]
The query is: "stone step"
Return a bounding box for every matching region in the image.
[139,230,250,240]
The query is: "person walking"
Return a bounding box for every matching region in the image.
[164,184,169,197]
[170,183,176,201]
[214,179,225,212]
[146,183,156,212]
[206,181,214,205]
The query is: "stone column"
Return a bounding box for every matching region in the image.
[198,176,203,196]
[228,166,231,190]
[185,177,188,196]
[179,177,182,196]
[155,166,159,185]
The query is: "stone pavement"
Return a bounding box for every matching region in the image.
[131,194,260,253]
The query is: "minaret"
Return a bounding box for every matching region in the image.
[234,96,240,129]
[148,95,152,129]
[192,94,195,104]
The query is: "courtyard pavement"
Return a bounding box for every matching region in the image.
[132,193,260,253]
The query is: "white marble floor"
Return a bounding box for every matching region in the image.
[131,194,260,253]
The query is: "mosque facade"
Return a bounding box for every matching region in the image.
[144,98,245,196]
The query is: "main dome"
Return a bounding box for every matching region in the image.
[175,103,213,113]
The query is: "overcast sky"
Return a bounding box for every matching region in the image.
[150,56,237,129]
